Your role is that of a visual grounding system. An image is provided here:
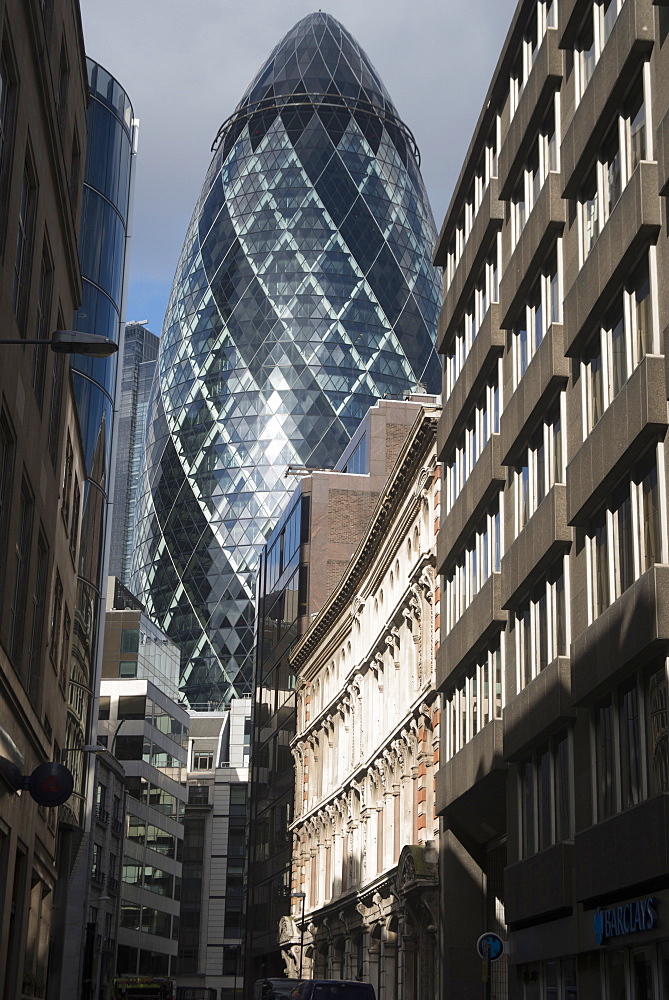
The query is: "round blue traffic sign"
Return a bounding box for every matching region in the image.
[476,932,504,961]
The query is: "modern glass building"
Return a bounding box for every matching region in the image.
[131,12,441,707]
[109,322,159,587]
[64,58,137,825]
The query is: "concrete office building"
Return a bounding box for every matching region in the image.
[288,404,441,1000]
[109,322,159,588]
[177,699,251,997]
[245,398,431,986]
[82,748,126,1000]
[0,1,88,997]
[130,12,441,708]
[102,577,182,702]
[99,679,188,980]
[435,0,669,997]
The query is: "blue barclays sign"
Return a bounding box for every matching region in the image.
[594,898,657,945]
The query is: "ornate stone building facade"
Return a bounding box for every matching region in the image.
[288,405,440,1000]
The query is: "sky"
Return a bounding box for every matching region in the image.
[78,0,517,336]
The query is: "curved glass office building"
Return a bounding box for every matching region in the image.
[64,59,136,824]
[131,12,440,706]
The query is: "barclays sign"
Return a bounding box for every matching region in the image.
[594,897,657,945]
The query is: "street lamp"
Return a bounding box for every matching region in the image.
[0,329,118,356]
[290,891,306,980]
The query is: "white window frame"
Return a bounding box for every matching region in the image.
[445,643,504,760]
[444,499,503,633]
[514,556,569,691]
[513,245,562,387]
[578,65,650,263]
[575,0,625,103]
[587,445,666,622]
[444,363,502,513]
[581,252,656,438]
[514,397,565,535]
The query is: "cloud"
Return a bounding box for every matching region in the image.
[79,0,517,333]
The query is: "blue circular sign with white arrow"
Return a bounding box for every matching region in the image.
[476,932,504,961]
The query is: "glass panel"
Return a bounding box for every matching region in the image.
[608,950,626,1000]
[554,568,567,656]
[522,761,536,857]
[609,303,627,399]
[596,699,616,819]
[593,513,609,617]
[582,167,599,255]
[562,956,578,1000]
[545,960,559,1000]
[603,124,621,216]
[120,628,139,653]
[588,341,605,430]
[538,745,552,850]
[619,677,642,809]
[648,666,669,795]
[627,84,646,172]
[633,264,652,361]
[641,459,661,572]
[518,324,529,379]
[578,13,595,95]
[554,731,571,841]
[537,586,548,673]
[632,947,654,1000]
[117,695,146,720]
[613,486,633,595]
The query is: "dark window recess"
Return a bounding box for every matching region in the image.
[120,628,139,653]
[117,694,146,720]
[300,494,311,543]
[298,564,308,617]
[115,735,144,761]
[188,785,209,805]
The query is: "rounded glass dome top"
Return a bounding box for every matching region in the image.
[131,12,441,707]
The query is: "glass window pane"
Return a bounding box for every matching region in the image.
[619,678,642,809]
[522,761,536,857]
[596,699,616,819]
[554,731,571,841]
[641,460,661,572]
[538,746,552,850]
[648,667,669,795]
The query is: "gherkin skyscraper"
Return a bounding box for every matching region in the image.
[131,12,441,706]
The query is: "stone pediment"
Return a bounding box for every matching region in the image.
[395,844,438,896]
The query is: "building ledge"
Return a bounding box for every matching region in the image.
[500,322,569,466]
[506,842,574,927]
[501,484,572,610]
[438,179,504,345]
[561,0,655,197]
[563,162,661,357]
[499,27,563,201]
[439,305,504,458]
[571,564,669,704]
[499,172,565,330]
[574,794,669,904]
[435,720,506,845]
[566,354,667,525]
[504,656,575,761]
[437,574,506,688]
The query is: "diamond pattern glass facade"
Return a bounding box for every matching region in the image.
[131,12,440,707]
